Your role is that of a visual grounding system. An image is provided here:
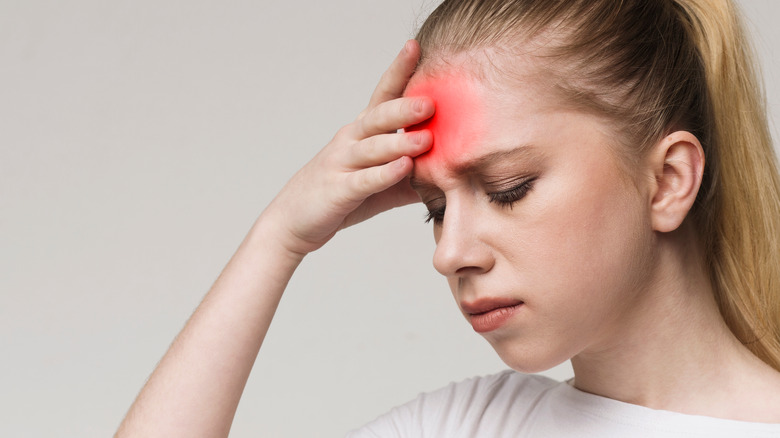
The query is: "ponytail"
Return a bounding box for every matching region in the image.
[676,0,780,370]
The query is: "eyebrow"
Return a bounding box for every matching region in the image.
[409,145,538,192]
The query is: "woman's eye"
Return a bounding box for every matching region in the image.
[423,196,446,225]
[424,207,445,225]
[488,177,537,208]
[422,177,536,225]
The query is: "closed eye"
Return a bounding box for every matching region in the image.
[488,176,537,209]
[424,203,445,225]
[423,177,536,225]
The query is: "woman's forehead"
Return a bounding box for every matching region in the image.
[404,62,559,171]
[405,72,487,166]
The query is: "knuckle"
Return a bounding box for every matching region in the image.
[393,134,406,154]
[374,82,390,99]
[359,113,377,136]
[395,100,410,123]
[333,124,353,142]
[361,169,381,192]
[343,172,366,199]
[376,70,389,86]
[360,137,378,160]
[377,70,393,88]
[403,98,417,118]
[357,168,376,189]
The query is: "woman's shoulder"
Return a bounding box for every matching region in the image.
[414,369,558,414]
[346,370,559,437]
[407,369,559,425]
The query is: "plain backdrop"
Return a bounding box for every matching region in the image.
[1,1,778,437]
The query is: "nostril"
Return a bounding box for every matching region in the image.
[455,265,485,275]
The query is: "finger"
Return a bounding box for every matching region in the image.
[383,177,424,208]
[366,40,421,110]
[348,130,432,168]
[340,179,422,229]
[343,156,414,202]
[355,96,434,139]
[373,176,424,209]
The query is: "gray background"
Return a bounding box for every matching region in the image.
[1,1,778,436]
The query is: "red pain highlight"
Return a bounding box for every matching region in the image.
[406,74,485,166]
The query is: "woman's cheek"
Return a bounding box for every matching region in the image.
[519,166,619,286]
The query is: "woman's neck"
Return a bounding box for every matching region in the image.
[569,224,780,422]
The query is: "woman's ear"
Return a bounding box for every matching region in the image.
[647,131,705,233]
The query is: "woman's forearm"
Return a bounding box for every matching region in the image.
[115,214,304,438]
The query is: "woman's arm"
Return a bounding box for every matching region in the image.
[115,40,433,437]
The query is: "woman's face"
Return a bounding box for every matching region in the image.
[405,64,657,373]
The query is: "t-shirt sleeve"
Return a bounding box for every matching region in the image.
[345,382,457,438]
[345,370,522,438]
[344,396,422,438]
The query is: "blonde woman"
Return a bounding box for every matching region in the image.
[117,0,780,436]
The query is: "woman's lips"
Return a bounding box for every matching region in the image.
[461,298,524,333]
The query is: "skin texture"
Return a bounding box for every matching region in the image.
[405,54,780,421]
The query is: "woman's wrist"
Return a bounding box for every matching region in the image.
[244,207,309,271]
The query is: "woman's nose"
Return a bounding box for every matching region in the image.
[432,200,494,278]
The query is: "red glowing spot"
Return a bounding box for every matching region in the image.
[405,74,484,166]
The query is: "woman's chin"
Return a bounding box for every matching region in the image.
[489,338,573,374]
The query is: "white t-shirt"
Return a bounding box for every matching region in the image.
[347,370,780,437]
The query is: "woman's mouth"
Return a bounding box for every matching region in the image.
[461,298,524,333]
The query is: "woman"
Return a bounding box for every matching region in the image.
[117,0,780,436]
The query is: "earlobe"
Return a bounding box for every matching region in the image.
[649,131,705,233]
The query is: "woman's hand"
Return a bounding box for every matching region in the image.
[265,40,434,256]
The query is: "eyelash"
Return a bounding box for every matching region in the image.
[424,177,537,225]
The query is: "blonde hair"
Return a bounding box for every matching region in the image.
[415,0,780,370]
